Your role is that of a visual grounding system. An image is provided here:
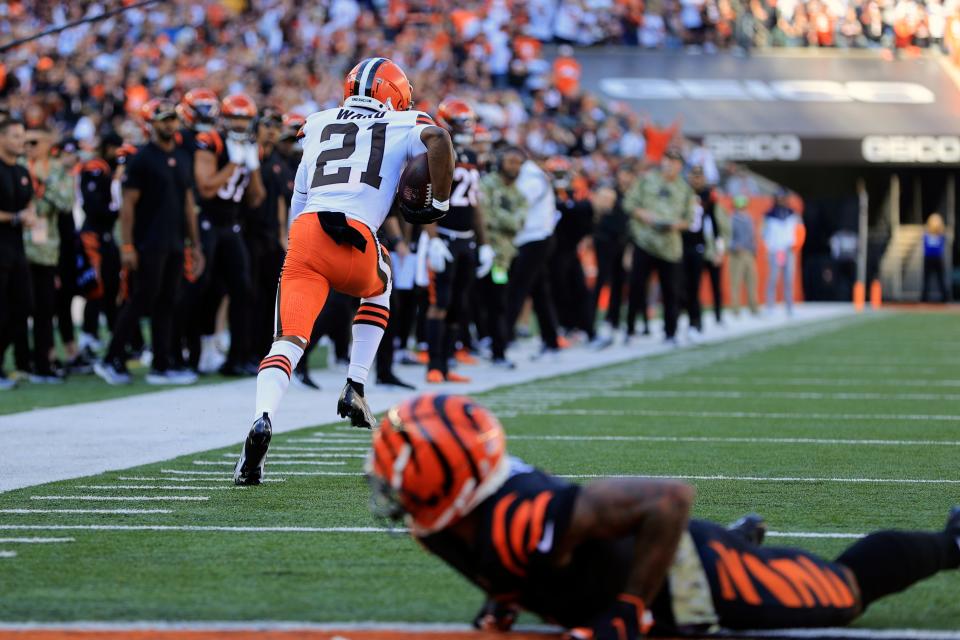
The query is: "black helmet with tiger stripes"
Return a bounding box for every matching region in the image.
[367,394,509,535]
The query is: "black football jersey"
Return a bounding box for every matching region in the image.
[440,147,480,233]
[419,458,632,628]
[195,129,251,226]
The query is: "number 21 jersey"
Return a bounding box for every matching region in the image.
[291,106,435,232]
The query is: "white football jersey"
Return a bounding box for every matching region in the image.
[289,105,433,232]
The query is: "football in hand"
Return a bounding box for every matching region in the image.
[397,154,431,212]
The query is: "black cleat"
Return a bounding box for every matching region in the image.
[729,513,767,546]
[377,372,415,390]
[946,506,960,537]
[338,381,376,429]
[234,413,272,485]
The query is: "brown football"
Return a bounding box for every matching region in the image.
[397,153,431,211]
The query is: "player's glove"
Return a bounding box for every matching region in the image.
[566,594,652,640]
[226,138,246,167]
[427,236,453,273]
[476,244,495,278]
[399,196,448,225]
[472,598,520,632]
[244,142,261,171]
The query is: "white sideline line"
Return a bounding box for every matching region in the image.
[76,485,238,491]
[271,447,369,452]
[767,531,863,539]
[0,509,173,514]
[0,622,957,640]
[500,389,960,401]
[501,408,960,422]
[0,551,16,558]
[558,474,960,484]
[0,537,74,543]
[192,460,347,466]
[672,375,960,388]
[120,475,285,483]
[30,495,208,502]
[219,453,366,459]
[163,469,361,477]
[509,435,960,447]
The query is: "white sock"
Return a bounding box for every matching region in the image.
[254,340,304,420]
[348,299,390,385]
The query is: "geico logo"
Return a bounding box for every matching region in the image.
[862,136,960,163]
[703,135,802,161]
[599,79,935,104]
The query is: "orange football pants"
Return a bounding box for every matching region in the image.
[275,213,391,341]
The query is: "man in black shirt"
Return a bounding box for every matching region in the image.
[79,131,125,350]
[244,108,287,362]
[0,118,37,390]
[94,100,203,386]
[591,168,634,349]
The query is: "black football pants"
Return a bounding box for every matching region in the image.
[626,245,679,339]
[592,235,627,329]
[506,238,559,349]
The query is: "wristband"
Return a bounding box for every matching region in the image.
[431,198,450,211]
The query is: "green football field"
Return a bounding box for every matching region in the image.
[1,310,958,631]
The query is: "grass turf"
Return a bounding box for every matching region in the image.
[0,311,958,629]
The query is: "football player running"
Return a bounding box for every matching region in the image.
[368,394,960,639]
[234,58,455,486]
[423,98,492,384]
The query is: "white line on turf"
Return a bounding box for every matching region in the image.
[668,376,960,388]
[0,622,957,640]
[499,408,960,422]
[270,447,369,452]
[162,469,359,477]
[30,495,208,502]
[509,435,960,447]
[120,475,285,483]
[496,389,960,401]
[0,509,173,514]
[0,537,74,543]
[76,485,238,491]
[0,551,16,558]
[219,453,366,459]
[191,460,347,466]
[558,474,960,484]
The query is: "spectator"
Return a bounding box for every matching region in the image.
[921,212,950,302]
[727,195,759,315]
[762,189,802,315]
[591,167,635,348]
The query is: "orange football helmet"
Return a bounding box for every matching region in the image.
[343,57,413,112]
[221,93,257,119]
[280,112,306,141]
[367,394,509,535]
[140,98,177,123]
[176,88,219,130]
[437,97,476,145]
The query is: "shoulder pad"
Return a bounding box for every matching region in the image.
[195,130,223,155]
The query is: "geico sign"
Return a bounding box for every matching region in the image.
[862,136,960,163]
[600,79,935,104]
[703,134,802,161]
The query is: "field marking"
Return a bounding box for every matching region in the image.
[501,408,960,422]
[0,509,173,514]
[0,622,957,640]
[0,551,16,558]
[30,495,208,502]
[192,460,348,467]
[0,537,74,543]
[219,453,367,460]
[509,435,960,447]
[668,376,960,389]
[558,474,960,484]
[271,447,369,452]
[0,524,872,540]
[76,485,239,491]
[163,469,361,477]
[497,389,960,402]
[119,475,285,483]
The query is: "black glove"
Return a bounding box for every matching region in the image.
[472,598,520,632]
[399,198,447,224]
[566,594,650,640]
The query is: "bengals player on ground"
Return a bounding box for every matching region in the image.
[367,394,960,639]
[233,57,455,486]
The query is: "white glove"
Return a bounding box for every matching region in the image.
[225,138,246,166]
[427,236,453,273]
[244,142,261,171]
[476,244,495,278]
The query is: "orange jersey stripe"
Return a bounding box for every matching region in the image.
[769,559,829,607]
[526,491,553,554]
[709,542,762,605]
[742,553,803,608]
[508,499,533,567]
[492,493,525,576]
[796,556,850,608]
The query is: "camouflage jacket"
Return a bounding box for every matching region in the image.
[704,202,731,263]
[480,172,526,270]
[24,160,74,266]
[624,170,694,263]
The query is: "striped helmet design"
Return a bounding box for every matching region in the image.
[343,57,413,111]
